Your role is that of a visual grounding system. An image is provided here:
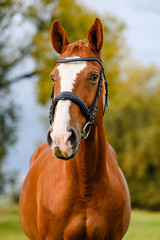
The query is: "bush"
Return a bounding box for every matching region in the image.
[10,191,20,204]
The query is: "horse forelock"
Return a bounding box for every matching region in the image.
[62,40,100,59]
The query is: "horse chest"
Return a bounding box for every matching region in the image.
[64,211,108,240]
[42,206,109,240]
[40,190,122,240]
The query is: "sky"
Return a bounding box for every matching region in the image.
[4,0,160,186]
[81,0,160,65]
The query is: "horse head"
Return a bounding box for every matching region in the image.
[47,18,107,160]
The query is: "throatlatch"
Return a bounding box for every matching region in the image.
[49,57,108,139]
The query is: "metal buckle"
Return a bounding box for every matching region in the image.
[81,122,91,139]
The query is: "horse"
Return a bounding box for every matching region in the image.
[19,18,131,240]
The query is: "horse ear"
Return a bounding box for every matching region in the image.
[51,20,69,54]
[88,18,103,53]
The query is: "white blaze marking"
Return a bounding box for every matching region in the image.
[50,56,87,156]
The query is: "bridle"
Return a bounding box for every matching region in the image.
[49,57,108,139]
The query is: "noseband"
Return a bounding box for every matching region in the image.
[49,57,108,139]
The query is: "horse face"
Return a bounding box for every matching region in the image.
[47,18,103,160]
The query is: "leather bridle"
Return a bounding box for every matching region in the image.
[49,57,108,139]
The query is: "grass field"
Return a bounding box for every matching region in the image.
[124,210,160,240]
[0,204,27,240]
[0,204,160,240]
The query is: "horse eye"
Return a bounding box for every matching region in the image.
[51,75,55,82]
[90,74,99,83]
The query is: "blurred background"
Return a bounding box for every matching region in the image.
[0,0,160,239]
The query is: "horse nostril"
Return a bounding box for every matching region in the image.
[47,129,53,146]
[68,129,77,146]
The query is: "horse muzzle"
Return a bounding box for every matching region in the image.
[47,126,80,160]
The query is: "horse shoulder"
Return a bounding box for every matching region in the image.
[30,142,51,168]
[19,142,54,239]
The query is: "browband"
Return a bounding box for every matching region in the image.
[57,57,103,67]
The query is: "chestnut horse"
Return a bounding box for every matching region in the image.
[19,18,131,240]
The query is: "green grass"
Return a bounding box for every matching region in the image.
[0,204,27,240]
[0,204,160,240]
[124,210,160,240]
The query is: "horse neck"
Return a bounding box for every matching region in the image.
[80,120,107,177]
[65,119,108,196]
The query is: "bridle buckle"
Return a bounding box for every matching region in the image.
[81,122,91,139]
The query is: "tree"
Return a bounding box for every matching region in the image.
[0,0,37,192]
[0,0,19,192]
[104,62,160,210]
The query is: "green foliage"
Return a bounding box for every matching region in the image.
[104,63,160,210]
[0,104,17,192]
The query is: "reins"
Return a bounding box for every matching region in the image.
[49,57,108,139]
